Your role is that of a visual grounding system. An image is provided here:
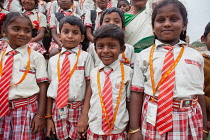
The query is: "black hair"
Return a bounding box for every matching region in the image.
[117,0,130,7]
[99,7,125,28]
[152,0,188,42]
[3,12,33,29]
[20,0,39,9]
[203,22,210,38]
[57,0,74,5]
[59,15,84,35]
[94,24,125,47]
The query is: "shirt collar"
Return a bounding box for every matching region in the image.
[98,59,120,72]
[96,7,103,13]
[60,8,73,13]
[23,9,38,14]
[61,45,80,55]
[6,44,28,55]
[155,39,187,49]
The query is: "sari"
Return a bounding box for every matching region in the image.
[124,7,154,53]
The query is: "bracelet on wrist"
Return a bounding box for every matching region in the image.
[203,130,208,134]
[36,115,45,119]
[45,115,52,118]
[129,128,141,134]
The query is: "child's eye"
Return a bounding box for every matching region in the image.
[97,45,103,48]
[109,45,115,48]
[12,27,19,32]
[104,20,110,23]
[25,30,31,33]
[73,31,79,35]
[62,30,69,34]
[157,18,164,23]
[171,17,178,22]
[115,20,120,23]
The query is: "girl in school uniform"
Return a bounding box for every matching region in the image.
[21,0,47,55]
[0,12,48,140]
[129,0,207,139]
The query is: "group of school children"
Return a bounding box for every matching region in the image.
[0,0,210,140]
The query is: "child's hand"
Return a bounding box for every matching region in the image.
[46,118,56,138]
[30,115,45,134]
[77,114,88,138]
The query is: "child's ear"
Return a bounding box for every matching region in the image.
[58,33,61,40]
[201,35,206,44]
[80,35,85,42]
[120,45,126,53]
[1,28,7,37]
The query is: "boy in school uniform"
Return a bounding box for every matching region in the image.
[46,15,94,140]
[84,0,109,43]
[79,24,133,139]
[49,0,80,56]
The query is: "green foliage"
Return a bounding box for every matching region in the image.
[192,40,205,48]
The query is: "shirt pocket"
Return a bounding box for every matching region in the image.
[182,59,202,86]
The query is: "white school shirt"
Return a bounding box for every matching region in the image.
[84,7,103,32]
[88,43,136,68]
[131,40,204,98]
[1,45,48,100]
[50,8,80,34]
[23,9,47,44]
[88,60,133,135]
[47,46,94,101]
[38,0,47,13]
[3,0,22,12]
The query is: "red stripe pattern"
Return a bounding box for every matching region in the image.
[0,50,18,118]
[102,70,113,135]
[56,51,71,109]
[156,46,175,135]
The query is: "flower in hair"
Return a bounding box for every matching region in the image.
[32,20,39,30]
[0,13,6,27]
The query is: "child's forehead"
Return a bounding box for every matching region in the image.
[9,17,32,27]
[62,23,81,30]
[96,37,120,43]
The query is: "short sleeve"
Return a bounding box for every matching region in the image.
[131,54,145,92]
[84,11,92,27]
[39,13,47,28]
[84,53,94,80]
[50,13,57,29]
[33,52,49,83]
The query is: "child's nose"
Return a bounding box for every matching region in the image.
[18,30,25,35]
[102,46,110,53]
[67,33,73,38]
[164,19,171,27]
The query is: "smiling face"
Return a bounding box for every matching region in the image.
[3,17,32,49]
[101,12,123,28]
[95,37,125,65]
[59,23,84,50]
[96,0,109,10]
[21,0,36,11]
[153,4,187,45]
[57,0,73,10]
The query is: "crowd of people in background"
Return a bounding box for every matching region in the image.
[0,0,210,139]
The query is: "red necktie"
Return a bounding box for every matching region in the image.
[107,1,112,8]
[61,11,72,16]
[56,51,71,109]
[102,69,113,135]
[156,46,175,135]
[25,12,33,17]
[0,50,17,118]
